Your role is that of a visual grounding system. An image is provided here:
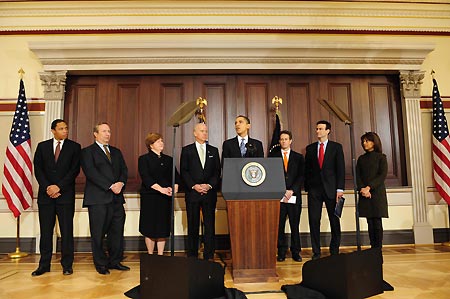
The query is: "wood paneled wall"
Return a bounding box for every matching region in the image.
[64,74,405,192]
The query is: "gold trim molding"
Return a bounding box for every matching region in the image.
[1,1,450,33]
[28,39,435,72]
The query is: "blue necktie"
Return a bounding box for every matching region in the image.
[240,138,246,157]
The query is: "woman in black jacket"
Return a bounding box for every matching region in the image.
[356,132,388,248]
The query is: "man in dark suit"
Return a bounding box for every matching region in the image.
[81,122,129,275]
[181,123,221,260]
[32,119,81,276]
[222,115,264,159]
[269,130,304,262]
[304,120,345,260]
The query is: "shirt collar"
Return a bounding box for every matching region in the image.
[237,135,248,143]
[54,138,65,146]
[195,141,206,148]
[96,141,108,148]
[319,139,329,146]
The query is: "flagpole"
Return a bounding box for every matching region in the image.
[432,70,450,247]
[7,68,30,259]
[195,97,208,253]
[8,216,29,258]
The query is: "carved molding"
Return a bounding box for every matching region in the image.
[28,40,435,72]
[400,70,426,98]
[39,71,67,101]
[1,1,450,33]
[39,71,67,139]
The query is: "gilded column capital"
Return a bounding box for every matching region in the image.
[399,70,425,98]
[39,71,67,101]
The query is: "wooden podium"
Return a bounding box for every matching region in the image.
[222,158,285,283]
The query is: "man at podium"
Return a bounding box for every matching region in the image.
[222,115,264,159]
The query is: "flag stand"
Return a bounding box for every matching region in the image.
[443,205,450,247]
[8,216,29,258]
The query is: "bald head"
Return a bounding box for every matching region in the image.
[194,123,208,144]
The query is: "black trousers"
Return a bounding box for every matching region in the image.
[87,201,125,267]
[367,217,383,248]
[277,202,302,257]
[38,202,74,269]
[307,188,341,255]
[185,197,216,260]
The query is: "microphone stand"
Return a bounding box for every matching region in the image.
[170,124,179,257]
[166,100,198,256]
[347,120,361,251]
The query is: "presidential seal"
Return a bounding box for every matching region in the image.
[241,162,266,187]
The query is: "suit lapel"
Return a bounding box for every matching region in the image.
[233,138,241,157]
[194,144,204,169]
[323,141,332,167]
[287,151,294,173]
[45,139,57,165]
[56,140,70,165]
[312,142,320,167]
[94,143,112,164]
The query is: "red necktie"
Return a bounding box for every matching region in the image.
[283,151,288,172]
[318,143,324,169]
[55,141,61,162]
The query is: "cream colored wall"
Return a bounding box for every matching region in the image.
[1,0,450,243]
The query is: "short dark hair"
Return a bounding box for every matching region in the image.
[236,115,250,124]
[360,132,383,153]
[316,120,331,131]
[51,119,66,130]
[279,130,292,140]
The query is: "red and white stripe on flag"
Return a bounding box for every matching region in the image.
[1,79,33,217]
[432,78,450,205]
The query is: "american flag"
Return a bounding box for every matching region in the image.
[2,79,33,217]
[432,78,450,205]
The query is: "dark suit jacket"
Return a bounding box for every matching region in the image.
[180,143,221,203]
[304,141,345,199]
[269,149,305,204]
[34,138,81,205]
[221,136,264,159]
[81,143,128,207]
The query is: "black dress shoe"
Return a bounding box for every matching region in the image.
[96,266,110,275]
[108,263,130,271]
[311,254,321,260]
[63,268,73,275]
[292,255,303,262]
[277,256,285,262]
[31,267,50,276]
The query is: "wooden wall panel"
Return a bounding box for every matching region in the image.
[369,83,403,185]
[71,86,97,148]
[285,80,315,154]
[64,74,406,192]
[326,82,354,180]
[237,76,275,152]
[115,82,140,190]
[201,82,226,149]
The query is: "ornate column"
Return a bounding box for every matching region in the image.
[39,71,67,139]
[400,70,434,244]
